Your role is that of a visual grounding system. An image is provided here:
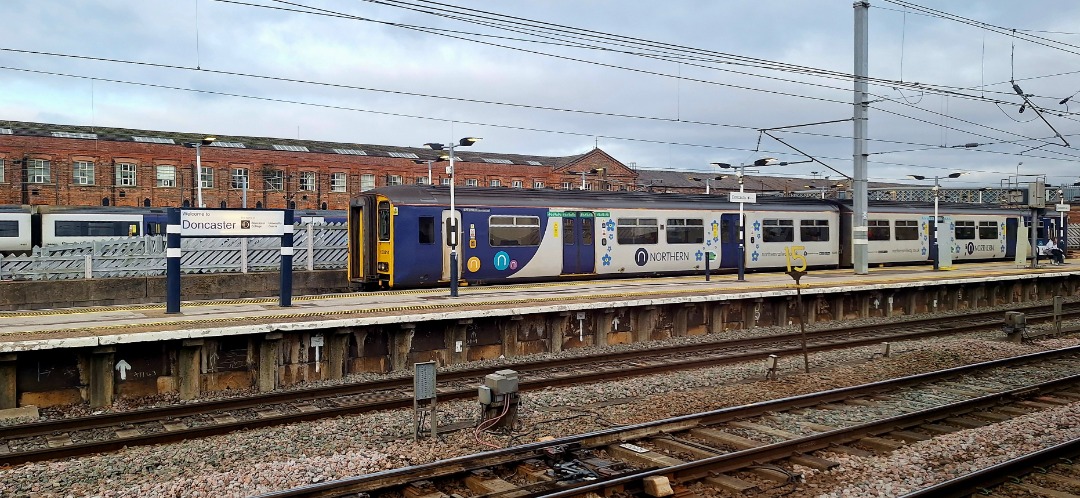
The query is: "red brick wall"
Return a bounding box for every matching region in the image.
[0,136,634,209]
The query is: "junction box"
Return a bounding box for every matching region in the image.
[478,369,519,431]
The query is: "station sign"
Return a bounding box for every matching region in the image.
[180,209,286,237]
[729,192,757,203]
[1056,203,1071,212]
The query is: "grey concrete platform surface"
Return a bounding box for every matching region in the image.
[1,262,1076,353]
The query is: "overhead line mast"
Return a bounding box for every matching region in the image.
[853,1,870,275]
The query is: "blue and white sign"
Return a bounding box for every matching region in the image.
[180,209,286,237]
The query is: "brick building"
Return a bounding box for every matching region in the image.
[0,120,643,210]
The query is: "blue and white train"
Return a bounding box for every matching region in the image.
[347,186,1064,289]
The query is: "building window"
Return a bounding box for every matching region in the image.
[561,182,570,190]
[200,167,214,189]
[0,158,4,183]
[534,181,544,189]
[331,172,347,192]
[115,162,137,187]
[512,180,523,188]
[387,175,402,186]
[265,170,284,191]
[581,182,592,190]
[231,168,249,189]
[73,160,96,185]
[28,159,51,184]
[441,178,451,186]
[156,165,176,187]
[416,176,429,185]
[299,171,315,191]
[490,179,501,187]
[465,178,478,187]
[360,174,375,191]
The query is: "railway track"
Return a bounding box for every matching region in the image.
[899,438,1080,497]
[255,345,1080,498]
[2,302,1077,466]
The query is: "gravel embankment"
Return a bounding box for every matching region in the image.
[2,306,1078,497]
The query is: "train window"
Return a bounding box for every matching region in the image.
[895,220,919,240]
[617,218,659,245]
[377,201,391,242]
[978,221,998,239]
[799,219,830,242]
[563,217,575,245]
[0,221,18,237]
[955,220,976,240]
[55,221,139,237]
[721,219,731,243]
[666,218,704,244]
[762,219,794,243]
[418,216,435,244]
[581,218,594,245]
[489,216,540,246]
[868,220,890,241]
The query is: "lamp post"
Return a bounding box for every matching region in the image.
[425,137,481,297]
[713,158,797,281]
[908,172,962,270]
[574,168,605,190]
[688,175,725,194]
[413,159,435,185]
[1058,188,1066,246]
[184,137,216,208]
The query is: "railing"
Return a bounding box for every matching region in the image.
[0,223,347,281]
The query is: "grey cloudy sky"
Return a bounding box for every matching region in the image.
[3,1,1080,189]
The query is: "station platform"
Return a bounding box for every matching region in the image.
[1,261,1077,353]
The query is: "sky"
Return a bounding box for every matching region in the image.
[3,0,1080,189]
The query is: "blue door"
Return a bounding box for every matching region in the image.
[561,213,596,274]
[719,214,740,268]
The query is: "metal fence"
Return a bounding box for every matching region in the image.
[0,223,347,281]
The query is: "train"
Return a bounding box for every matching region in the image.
[0,206,346,253]
[347,185,1067,290]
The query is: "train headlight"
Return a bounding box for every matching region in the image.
[377,262,389,272]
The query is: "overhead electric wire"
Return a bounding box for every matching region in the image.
[256,0,1075,151]
[880,0,1080,56]
[0,64,796,157]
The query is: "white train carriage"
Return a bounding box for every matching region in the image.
[0,205,33,254]
[836,201,1022,267]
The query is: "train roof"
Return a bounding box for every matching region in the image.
[828,199,1027,216]
[0,205,33,213]
[359,186,842,212]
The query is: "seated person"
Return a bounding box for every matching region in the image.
[1044,239,1065,265]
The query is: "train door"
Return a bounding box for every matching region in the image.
[441,209,462,283]
[718,213,740,268]
[927,216,939,265]
[1004,217,1019,258]
[561,212,596,274]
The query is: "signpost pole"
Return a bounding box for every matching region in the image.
[280,209,294,307]
[166,208,181,313]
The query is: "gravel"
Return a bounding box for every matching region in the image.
[2,302,1079,497]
